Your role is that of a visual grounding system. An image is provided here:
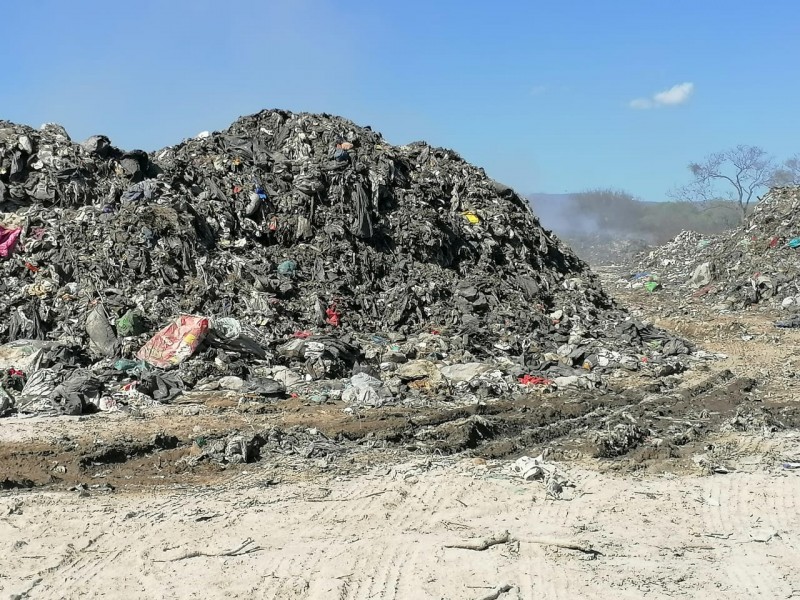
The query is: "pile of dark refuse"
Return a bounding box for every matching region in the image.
[0,110,693,418]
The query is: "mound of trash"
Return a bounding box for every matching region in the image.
[0,110,692,417]
[636,187,800,311]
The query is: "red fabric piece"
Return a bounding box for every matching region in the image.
[0,226,22,259]
[518,375,553,386]
[692,284,715,298]
[325,304,341,327]
[137,315,210,368]
[293,330,313,339]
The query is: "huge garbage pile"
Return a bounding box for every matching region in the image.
[636,230,715,287]
[637,187,800,311]
[0,110,693,417]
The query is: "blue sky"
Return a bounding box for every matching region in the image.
[2,1,798,201]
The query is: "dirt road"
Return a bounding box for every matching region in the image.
[2,441,799,599]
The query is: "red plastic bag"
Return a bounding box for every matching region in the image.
[325,304,341,327]
[137,315,209,368]
[518,374,553,386]
[0,226,22,259]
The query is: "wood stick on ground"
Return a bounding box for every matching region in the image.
[445,531,511,551]
[307,491,388,503]
[154,538,262,562]
[477,584,513,600]
[521,537,602,556]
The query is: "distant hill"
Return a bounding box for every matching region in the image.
[528,190,742,245]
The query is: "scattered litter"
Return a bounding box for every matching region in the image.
[506,454,572,499]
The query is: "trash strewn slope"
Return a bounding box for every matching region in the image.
[638,187,800,311]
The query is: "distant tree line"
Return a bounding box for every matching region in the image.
[529,189,741,245]
[530,146,798,244]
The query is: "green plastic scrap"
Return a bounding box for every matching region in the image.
[277,260,297,276]
[114,358,148,373]
[117,310,145,337]
[644,281,661,293]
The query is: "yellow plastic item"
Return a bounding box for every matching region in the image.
[463,211,480,225]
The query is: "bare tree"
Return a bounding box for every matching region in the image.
[671,145,775,223]
[770,154,800,186]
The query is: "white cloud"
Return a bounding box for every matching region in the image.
[629,98,653,110]
[630,82,694,109]
[653,82,694,105]
[529,85,548,97]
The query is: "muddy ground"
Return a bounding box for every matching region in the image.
[2,267,800,599]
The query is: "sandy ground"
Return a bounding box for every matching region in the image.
[3,271,800,599]
[2,438,799,600]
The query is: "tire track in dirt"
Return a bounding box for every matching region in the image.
[388,476,441,534]
[19,529,117,600]
[506,472,597,600]
[253,477,404,600]
[700,476,742,598]
[357,541,402,600]
[392,541,424,600]
[412,473,454,532]
[334,508,421,599]
[131,468,270,522]
[269,575,313,599]
[301,472,513,599]
[5,456,799,599]
[527,472,671,599]
[340,543,377,600]
[513,539,551,600]
[337,545,368,599]
[703,474,792,599]
[515,552,538,600]
[50,549,125,599]
[532,553,579,600]
[301,473,388,523]
[751,472,800,595]
[282,524,355,598]
[254,554,292,599]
